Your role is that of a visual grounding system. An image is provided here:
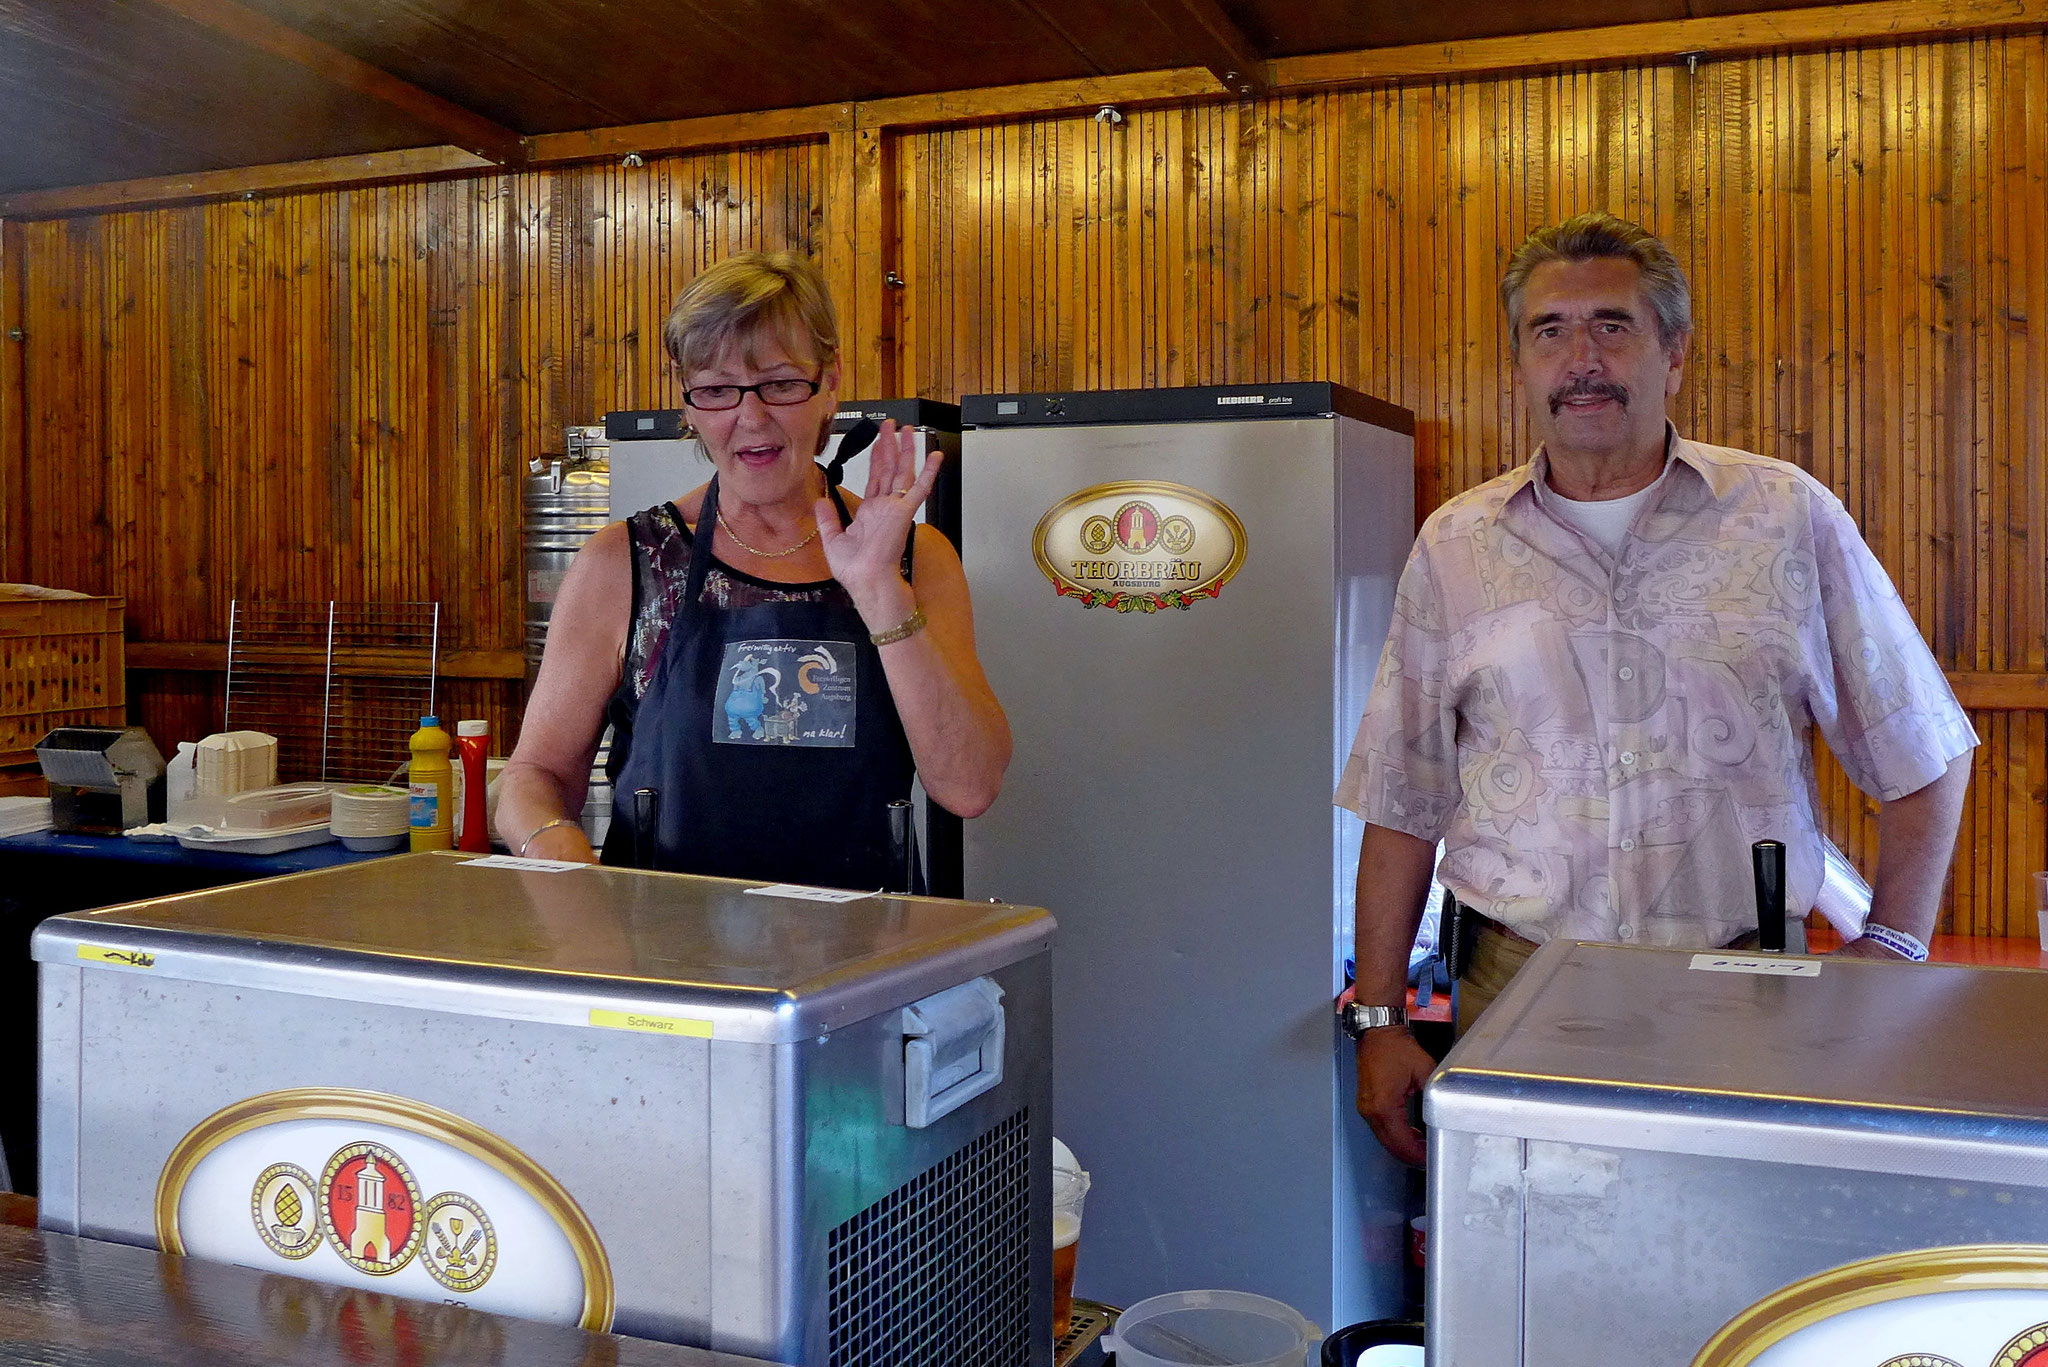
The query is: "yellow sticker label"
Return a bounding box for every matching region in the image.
[78,944,156,970]
[588,1009,712,1039]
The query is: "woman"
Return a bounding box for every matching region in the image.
[497,251,1010,888]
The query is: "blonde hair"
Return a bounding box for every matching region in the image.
[1500,212,1692,358]
[661,251,840,377]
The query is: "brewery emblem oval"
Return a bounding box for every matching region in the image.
[1033,480,1247,613]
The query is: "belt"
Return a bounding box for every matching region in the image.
[1476,919,1773,951]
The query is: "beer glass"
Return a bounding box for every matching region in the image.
[1051,1145,1090,1338]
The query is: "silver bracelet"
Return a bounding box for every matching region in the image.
[517,817,580,857]
[1858,923,1930,962]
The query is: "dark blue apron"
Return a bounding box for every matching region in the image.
[601,475,916,889]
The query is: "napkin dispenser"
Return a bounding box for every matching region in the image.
[34,726,166,833]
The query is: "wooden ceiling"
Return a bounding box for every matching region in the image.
[0,0,1911,194]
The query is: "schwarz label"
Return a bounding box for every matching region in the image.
[78,944,155,970]
[1032,480,1247,614]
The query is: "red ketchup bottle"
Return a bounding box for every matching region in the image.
[455,720,492,853]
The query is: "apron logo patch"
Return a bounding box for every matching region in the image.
[714,639,858,748]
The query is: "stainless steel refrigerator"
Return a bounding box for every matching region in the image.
[958,383,1417,1329]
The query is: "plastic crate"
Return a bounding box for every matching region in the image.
[0,591,126,770]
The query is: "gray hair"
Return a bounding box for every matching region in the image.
[661,250,839,377]
[1499,212,1692,357]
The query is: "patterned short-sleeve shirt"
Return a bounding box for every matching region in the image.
[1335,428,1977,949]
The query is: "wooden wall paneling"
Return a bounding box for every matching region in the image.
[132,670,224,761]
[1079,115,1106,390]
[2030,35,2048,683]
[988,122,1015,394]
[1970,35,2001,679]
[426,173,496,654]
[102,212,144,623]
[0,221,22,584]
[1462,78,1499,505]
[854,127,900,399]
[824,132,861,394]
[2001,32,2048,683]
[26,219,108,595]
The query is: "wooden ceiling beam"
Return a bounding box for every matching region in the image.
[852,67,1225,130]
[1271,0,2048,87]
[0,147,496,218]
[1127,0,1270,96]
[140,0,529,165]
[525,103,855,164]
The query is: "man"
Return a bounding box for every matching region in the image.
[1337,212,1976,1166]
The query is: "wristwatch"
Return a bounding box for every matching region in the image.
[1340,1002,1410,1039]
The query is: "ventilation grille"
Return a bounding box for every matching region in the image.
[827,1109,1031,1367]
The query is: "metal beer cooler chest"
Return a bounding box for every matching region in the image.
[1426,940,2048,1365]
[34,852,1055,1366]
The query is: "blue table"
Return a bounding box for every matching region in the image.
[0,830,401,1192]
[1,829,390,875]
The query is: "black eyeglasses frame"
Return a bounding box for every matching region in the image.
[680,376,823,412]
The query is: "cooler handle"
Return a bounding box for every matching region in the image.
[902,977,1005,1129]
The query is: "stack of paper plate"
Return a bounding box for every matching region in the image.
[330,784,410,852]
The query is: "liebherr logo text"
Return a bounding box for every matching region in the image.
[1216,395,1266,405]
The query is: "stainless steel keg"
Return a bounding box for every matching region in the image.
[522,427,612,679]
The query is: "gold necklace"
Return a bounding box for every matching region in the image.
[716,507,819,558]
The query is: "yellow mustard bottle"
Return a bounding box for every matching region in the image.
[408,715,455,851]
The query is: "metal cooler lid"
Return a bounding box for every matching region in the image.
[1425,941,2048,1185]
[32,852,1053,1045]
[832,398,960,433]
[959,381,1416,433]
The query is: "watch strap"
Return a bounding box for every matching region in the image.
[1341,1002,1410,1038]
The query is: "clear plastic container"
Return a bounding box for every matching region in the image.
[216,783,333,831]
[175,783,330,832]
[1102,1291,1320,1367]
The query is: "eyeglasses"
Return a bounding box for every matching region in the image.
[681,377,821,411]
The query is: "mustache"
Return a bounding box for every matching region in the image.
[1548,380,1630,414]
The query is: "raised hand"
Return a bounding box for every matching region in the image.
[815,419,942,618]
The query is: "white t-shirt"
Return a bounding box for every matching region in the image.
[1546,472,1664,557]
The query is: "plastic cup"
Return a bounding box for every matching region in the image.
[1052,1157,1090,1338]
[1103,1290,1320,1367]
[2034,872,2048,951]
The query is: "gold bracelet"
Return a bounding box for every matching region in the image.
[517,816,580,857]
[869,607,927,647]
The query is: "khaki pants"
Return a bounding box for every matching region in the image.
[1453,923,1536,1036]
[1454,922,1763,1036]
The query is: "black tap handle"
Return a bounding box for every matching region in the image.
[887,799,914,895]
[634,787,661,871]
[1753,839,1787,952]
